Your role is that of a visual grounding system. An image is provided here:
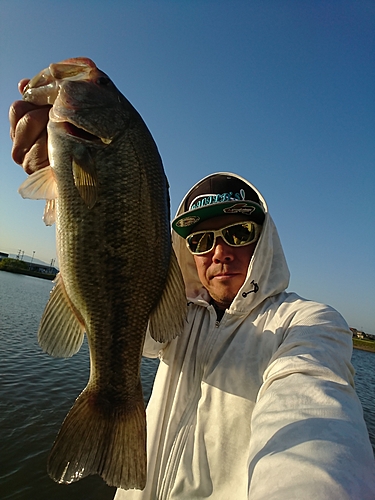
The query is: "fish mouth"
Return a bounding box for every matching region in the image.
[61,121,112,145]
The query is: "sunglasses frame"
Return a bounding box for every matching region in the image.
[186,221,262,255]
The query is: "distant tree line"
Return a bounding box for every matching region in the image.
[0,257,28,270]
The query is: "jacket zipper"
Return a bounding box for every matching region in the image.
[158,306,221,499]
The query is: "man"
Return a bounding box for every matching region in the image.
[9,91,375,499]
[114,172,374,499]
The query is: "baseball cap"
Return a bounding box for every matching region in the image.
[172,173,265,238]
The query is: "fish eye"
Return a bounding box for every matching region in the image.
[96,76,110,86]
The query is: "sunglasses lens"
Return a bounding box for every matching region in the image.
[187,232,215,254]
[187,222,259,255]
[223,222,256,246]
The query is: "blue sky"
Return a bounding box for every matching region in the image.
[1,1,374,333]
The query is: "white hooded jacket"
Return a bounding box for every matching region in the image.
[115,173,375,499]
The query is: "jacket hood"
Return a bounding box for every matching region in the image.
[172,172,290,314]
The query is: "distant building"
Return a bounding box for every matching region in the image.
[350,327,374,340]
[0,252,9,261]
[28,262,59,275]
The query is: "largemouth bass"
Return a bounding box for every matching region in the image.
[18,57,186,490]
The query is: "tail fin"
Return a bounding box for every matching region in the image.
[47,385,146,489]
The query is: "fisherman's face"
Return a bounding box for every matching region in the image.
[192,214,257,310]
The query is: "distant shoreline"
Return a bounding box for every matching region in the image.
[353,339,375,353]
[0,267,56,281]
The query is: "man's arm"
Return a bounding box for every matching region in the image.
[248,306,375,499]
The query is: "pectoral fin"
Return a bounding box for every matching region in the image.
[148,248,187,343]
[18,166,58,225]
[18,166,57,200]
[72,154,98,209]
[38,273,85,357]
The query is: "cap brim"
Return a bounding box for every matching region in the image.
[172,201,265,238]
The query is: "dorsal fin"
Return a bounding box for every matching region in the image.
[148,248,187,343]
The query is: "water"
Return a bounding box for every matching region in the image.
[0,271,158,500]
[351,348,375,449]
[0,271,374,499]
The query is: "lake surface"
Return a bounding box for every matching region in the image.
[0,271,374,499]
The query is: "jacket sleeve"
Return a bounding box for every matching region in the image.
[247,305,375,500]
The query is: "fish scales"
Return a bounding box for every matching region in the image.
[19,57,186,489]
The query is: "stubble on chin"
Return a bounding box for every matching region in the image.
[208,289,236,311]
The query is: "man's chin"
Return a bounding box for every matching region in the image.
[208,278,244,309]
[209,291,237,310]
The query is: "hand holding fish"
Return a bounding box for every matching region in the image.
[9,79,50,174]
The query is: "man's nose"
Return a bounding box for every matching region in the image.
[212,237,235,262]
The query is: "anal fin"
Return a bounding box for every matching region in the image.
[38,273,85,357]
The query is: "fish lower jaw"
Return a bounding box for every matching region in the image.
[50,119,112,145]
